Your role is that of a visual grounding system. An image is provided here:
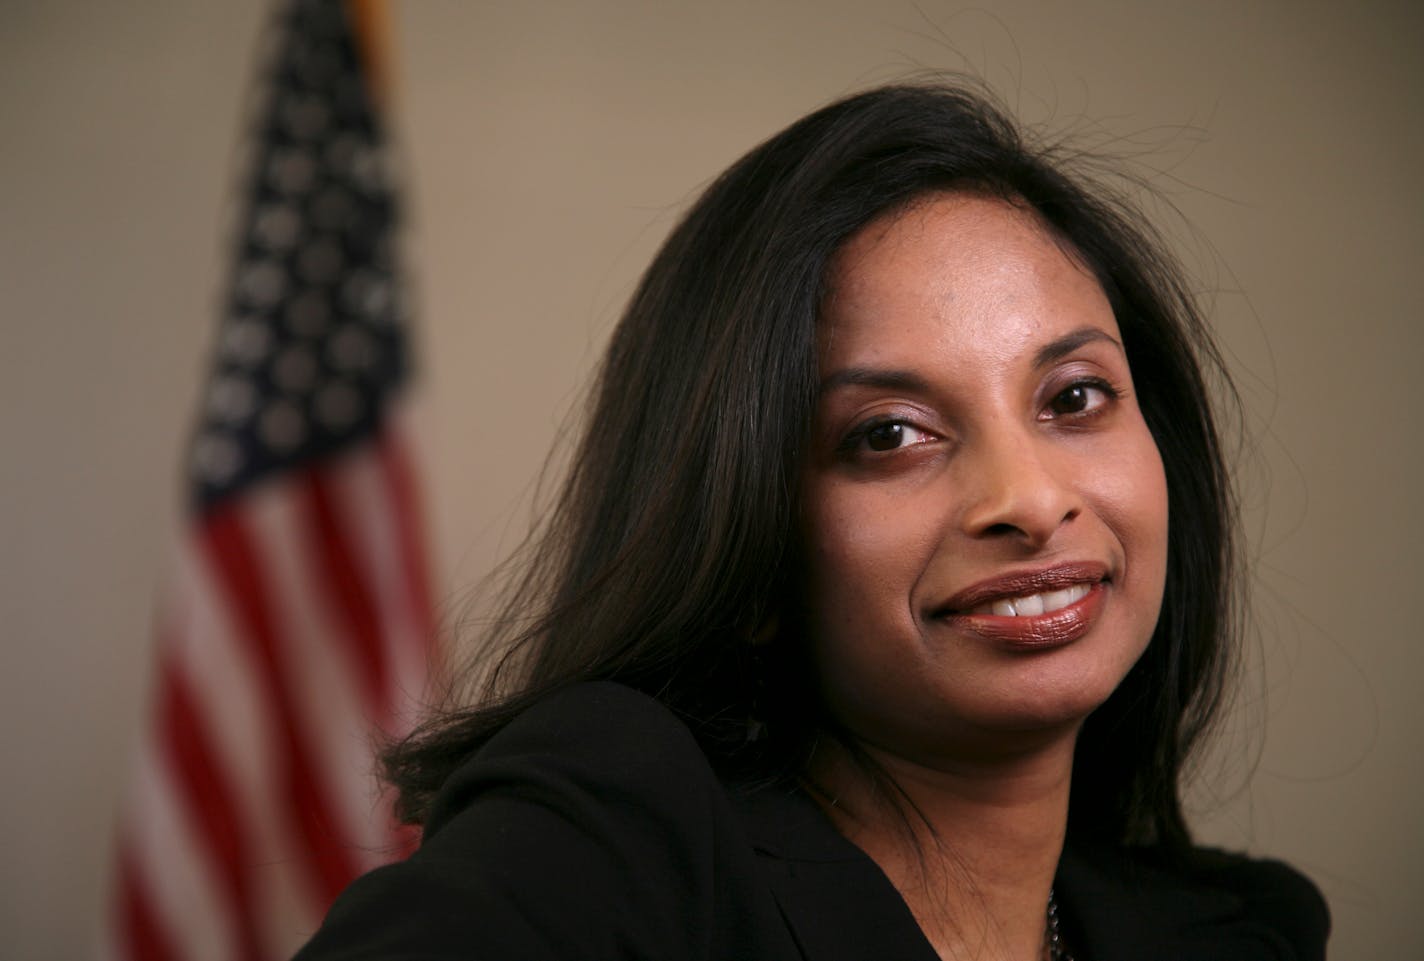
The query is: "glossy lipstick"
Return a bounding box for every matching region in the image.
[935,562,1108,651]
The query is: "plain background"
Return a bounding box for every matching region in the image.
[3,0,1420,957]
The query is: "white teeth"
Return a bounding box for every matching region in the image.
[1014,593,1045,616]
[972,583,1091,617]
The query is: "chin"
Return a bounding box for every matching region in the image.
[994,694,1109,733]
[847,685,1117,766]
[966,666,1130,737]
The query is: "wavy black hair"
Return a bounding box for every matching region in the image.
[387,80,1240,851]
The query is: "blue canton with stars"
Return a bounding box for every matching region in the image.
[192,0,408,510]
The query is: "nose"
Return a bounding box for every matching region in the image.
[957,427,1081,548]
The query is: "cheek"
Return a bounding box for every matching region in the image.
[799,483,939,632]
[1135,436,1170,561]
[1097,427,1170,601]
[798,491,937,735]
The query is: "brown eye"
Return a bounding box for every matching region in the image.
[866,423,906,451]
[1044,380,1116,418]
[1052,385,1092,414]
[839,418,937,457]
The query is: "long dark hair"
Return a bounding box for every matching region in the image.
[387,80,1240,851]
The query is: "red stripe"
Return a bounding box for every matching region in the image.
[201,504,359,906]
[115,842,179,961]
[377,426,438,661]
[298,463,391,716]
[158,653,265,961]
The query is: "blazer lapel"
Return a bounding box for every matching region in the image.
[732,783,941,961]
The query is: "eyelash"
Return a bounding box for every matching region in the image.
[836,378,1124,456]
[837,415,936,455]
[1040,377,1122,420]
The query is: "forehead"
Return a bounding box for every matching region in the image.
[819,192,1116,368]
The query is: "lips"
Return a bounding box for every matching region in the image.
[934,562,1108,650]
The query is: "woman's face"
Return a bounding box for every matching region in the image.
[799,192,1168,765]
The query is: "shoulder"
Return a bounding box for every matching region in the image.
[422,680,718,839]
[1058,840,1329,961]
[1176,847,1330,959]
[296,683,783,960]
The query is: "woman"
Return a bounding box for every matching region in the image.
[296,82,1328,960]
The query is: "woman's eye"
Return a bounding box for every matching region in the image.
[857,420,934,452]
[1043,380,1117,418]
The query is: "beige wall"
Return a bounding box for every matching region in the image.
[3,0,1419,956]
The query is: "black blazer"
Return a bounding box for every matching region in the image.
[295,683,1328,960]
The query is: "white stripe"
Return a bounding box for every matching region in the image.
[325,443,428,871]
[381,405,443,727]
[246,483,393,862]
[124,739,238,961]
[168,543,272,847]
[174,533,322,957]
[329,440,430,738]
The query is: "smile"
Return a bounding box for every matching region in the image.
[938,561,1109,615]
[967,583,1092,617]
[935,562,1110,651]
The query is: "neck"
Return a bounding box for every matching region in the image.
[806,729,1078,961]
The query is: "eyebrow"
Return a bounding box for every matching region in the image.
[817,367,933,396]
[1033,327,1124,368]
[818,327,1124,396]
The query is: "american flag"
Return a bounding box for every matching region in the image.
[106,1,436,958]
